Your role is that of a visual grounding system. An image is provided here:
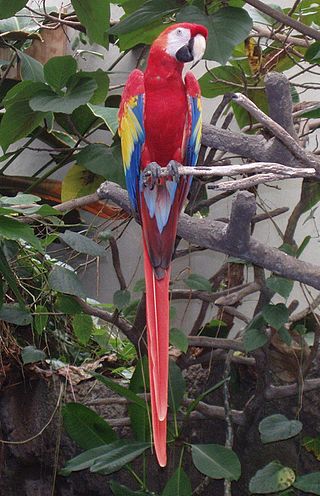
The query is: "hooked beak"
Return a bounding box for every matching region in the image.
[176,34,206,63]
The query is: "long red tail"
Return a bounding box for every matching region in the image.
[143,238,170,467]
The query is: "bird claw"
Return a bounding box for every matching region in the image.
[143,162,162,189]
[167,160,180,183]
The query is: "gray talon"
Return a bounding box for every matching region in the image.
[167,160,180,182]
[143,162,162,189]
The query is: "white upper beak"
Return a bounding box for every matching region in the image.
[193,34,206,63]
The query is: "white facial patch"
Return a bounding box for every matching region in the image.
[166,27,191,58]
[193,34,206,62]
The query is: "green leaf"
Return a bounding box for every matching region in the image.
[84,69,109,105]
[249,461,295,494]
[76,143,116,178]
[133,278,146,292]
[128,356,150,442]
[170,328,188,353]
[21,345,46,364]
[305,41,320,63]
[34,304,48,335]
[72,313,93,345]
[162,467,192,496]
[184,273,212,292]
[110,0,178,35]
[0,81,46,151]
[30,78,97,114]
[48,265,86,298]
[113,289,131,310]
[90,440,149,474]
[177,6,253,64]
[243,328,268,352]
[110,480,150,496]
[63,402,117,449]
[199,66,244,98]
[0,0,28,19]
[17,50,45,82]
[0,216,43,252]
[118,20,168,51]
[266,276,293,299]
[93,372,147,408]
[294,473,320,495]
[0,192,40,205]
[71,0,110,46]
[44,56,77,91]
[278,326,292,346]
[61,164,104,202]
[0,303,31,325]
[192,444,241,481]
[59,230,106,257]
[169,360,186,413]
[87,104,118,135]
[262,303,289,330]
[296,235,311,257]
[55,295,82,315]
[259,414,302,444]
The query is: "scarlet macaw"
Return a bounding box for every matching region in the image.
[118,23,208,466]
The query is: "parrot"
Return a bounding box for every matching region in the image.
[118,22,208,467]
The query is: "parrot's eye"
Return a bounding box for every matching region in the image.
[176,28,183,35]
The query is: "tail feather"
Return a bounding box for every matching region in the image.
[143,237,170,466]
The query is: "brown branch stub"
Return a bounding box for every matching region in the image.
[226,191,256,251]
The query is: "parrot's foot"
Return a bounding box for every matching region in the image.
[143,162,162,190]
[167,160,180,182]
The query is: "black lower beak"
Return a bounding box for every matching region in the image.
[176,37,194,63]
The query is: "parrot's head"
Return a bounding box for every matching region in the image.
[154,23,208,64]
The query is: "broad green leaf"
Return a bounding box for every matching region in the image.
[162,467,192,496]
[76,143,115,178]
[0,0,28,19]
[113,289,131,310]
[0,246,25,307]
[294,473,320,495]
[305,41,320,63]
[262,303,289,330]
[170,328,188,353]
[71,0,110,46]
[44,56,77,91]
[48,265,86,298]
[30,78,97,114]
[21,345,46,364]
[259,414,302,444]
[34,305,48,335]
[55,295,83,315]
[83,69,109,105]
[192,444,241,481]
[169,360,186,413]
[63,402,117,449]
[110,480,150,496]
[177,6,253,64]
[87,104,118,135]
[109,0,178,35]
[296,235,311,257]
[133,278,146,292]
[0,193,40,206]
[61,164,104,202]
[59,230,106,257]
[0,303,31,325]
[61,443,121,474]
[266,276,293,299]
[18,50,44,82]
[0,216,43,252]
[184,273,212,292]
[93,372,147,408]
[90,440,149,473]
[128,356,150,442]
[118,20,169,51]
[199,66,244,98]
[243,328,268,352]
[249,461,295,494]
[0,81,46,151]
[300,179,320,215]
[72,313,93,345]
